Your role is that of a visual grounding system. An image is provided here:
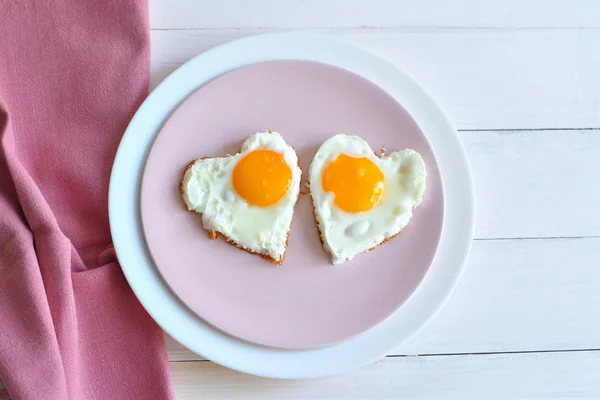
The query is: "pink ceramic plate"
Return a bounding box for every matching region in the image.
[141,60,444,350]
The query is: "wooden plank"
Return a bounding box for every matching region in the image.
[149,0,600,29]
[165,236,600,361]
[150,29,600,130]
[463,130,600,239]
[169,351,600,399]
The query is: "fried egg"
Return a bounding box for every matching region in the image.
[309,134,426,264]
[180,131,301,264]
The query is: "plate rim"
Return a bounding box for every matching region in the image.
[109,32,475,379]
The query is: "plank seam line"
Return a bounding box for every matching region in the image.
[459,127,600,132]
[150,27,600,32]
[474,236,600,241]
[169,348,600,363]
[386,348,600,358]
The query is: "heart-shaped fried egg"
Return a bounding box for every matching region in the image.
[309,134,426,264]
[181,131,301,264]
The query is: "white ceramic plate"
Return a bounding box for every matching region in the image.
[109,32,475,379]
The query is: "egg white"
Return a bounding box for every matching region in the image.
[309,134,427,265]
[181,131,301,262]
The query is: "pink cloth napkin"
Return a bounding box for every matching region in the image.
[0,1,174,399]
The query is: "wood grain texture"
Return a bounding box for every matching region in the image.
[150,29,600,130]
[165,236,600,361]
[150,0,600,29]
[170,351,600,399]
[464,130,600,239]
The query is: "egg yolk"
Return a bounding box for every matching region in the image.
[233,150,292,207]
[322,154,384,213]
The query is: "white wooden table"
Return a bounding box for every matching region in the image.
[152,1,600,398]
